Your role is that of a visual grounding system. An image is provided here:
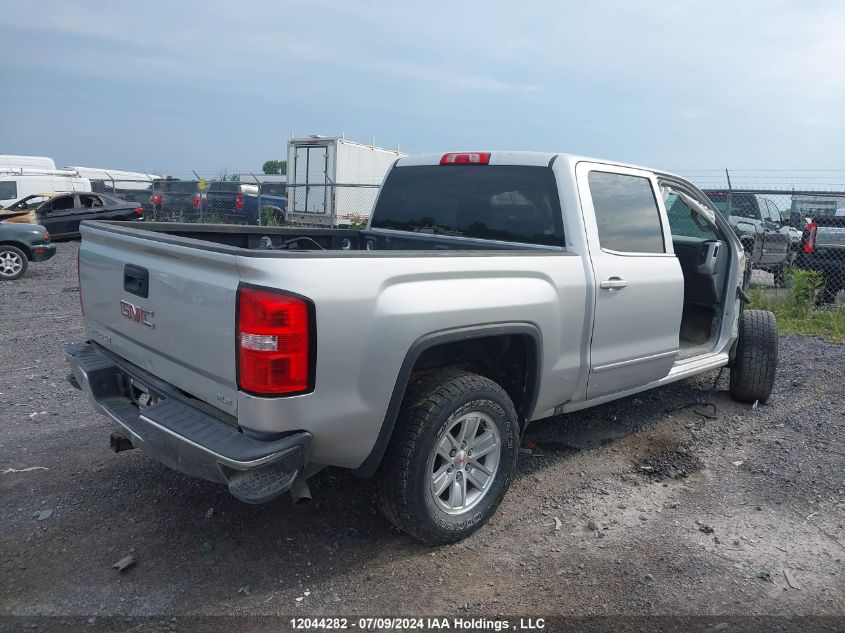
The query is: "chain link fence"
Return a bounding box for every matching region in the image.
[139,180,380,228]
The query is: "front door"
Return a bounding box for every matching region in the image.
[36,194,77,237]
[576,163,684,399]
[761,198,790,266]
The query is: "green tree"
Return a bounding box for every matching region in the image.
[262,160,287,175]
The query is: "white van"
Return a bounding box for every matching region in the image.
[0,168,91,208]
[0,155,56,170]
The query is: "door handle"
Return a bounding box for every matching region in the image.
[599,277,628,290]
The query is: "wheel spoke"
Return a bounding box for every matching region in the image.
[472,430,497,458]
[432,465,453,497]
[465,466,489,490]
[436,434,455,461]
[460,416,480,446]
[468,459,493,476]
[447,476,463,508]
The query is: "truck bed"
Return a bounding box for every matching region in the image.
[90,221,554,254]
[79,219,584,469]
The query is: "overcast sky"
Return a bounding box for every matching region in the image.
[1,1,843,179]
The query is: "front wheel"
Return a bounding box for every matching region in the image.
[0,245,28,280]
[730,310,778,404]
[375,369,520,544]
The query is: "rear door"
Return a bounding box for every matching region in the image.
[576,163,684,399]
[74,194,107,229]
[292,144,329,215]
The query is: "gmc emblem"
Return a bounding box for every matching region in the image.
[120,300,155,329]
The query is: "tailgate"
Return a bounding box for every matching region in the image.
[816,220,845,252]
[79,224,240,416]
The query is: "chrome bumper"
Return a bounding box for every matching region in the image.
[65,341,312,503]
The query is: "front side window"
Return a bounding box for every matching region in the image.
[49,196,75,212]
[588,171,664,253]
[662,186,722,241]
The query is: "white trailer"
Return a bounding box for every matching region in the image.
[286,135,406,225]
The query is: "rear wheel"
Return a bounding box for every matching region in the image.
[0,245,28,280]
[730,310,778,404]
[818,278,842,305]
[375,369,519,544]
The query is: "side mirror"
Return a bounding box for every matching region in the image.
[787,212,802,229]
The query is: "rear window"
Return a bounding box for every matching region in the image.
[370,165,564,247]
[705,191,760,220]
[157,181,199,193]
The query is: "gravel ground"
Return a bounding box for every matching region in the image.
[1,241,844,624]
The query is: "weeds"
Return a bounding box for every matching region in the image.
[749,270,845,343]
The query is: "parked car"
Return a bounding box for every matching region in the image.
[0,220,55,280]
[204,181,286,225]
[704,191,793,286]
[0,192,143,239]
[67,151,777,544]
[796,214,845,303]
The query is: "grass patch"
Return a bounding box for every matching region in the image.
[748,270,845,343]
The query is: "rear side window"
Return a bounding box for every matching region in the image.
[370,165,564,247]
[588,171,665,253]
[0,181,18,200]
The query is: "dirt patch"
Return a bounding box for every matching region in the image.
[637,449,702,480]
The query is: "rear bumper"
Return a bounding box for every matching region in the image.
[29,243,56,262]
[65,341,312,503]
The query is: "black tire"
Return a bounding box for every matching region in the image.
[0,245,28,281]
[730,310,778,404]
[375,369,520,545]
[818,279,842,305]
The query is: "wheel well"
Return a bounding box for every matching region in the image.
[410,334,537,423]
[354,328,540,478]
[0,241,31,260]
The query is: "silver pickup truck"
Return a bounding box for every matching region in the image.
[66,151,778,544]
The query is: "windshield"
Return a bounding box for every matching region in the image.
[370,165,565,247]
[6,196,50,211]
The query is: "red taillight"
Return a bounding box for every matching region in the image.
[151,194,162,205]
[77,249,84,315]
[43,232,50,242]
[802,221,818,254]
[133,206,144,217]
[191,194,201,209]
[440,152,491,165]
[237,287,313,395]
[235,193,245,211]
